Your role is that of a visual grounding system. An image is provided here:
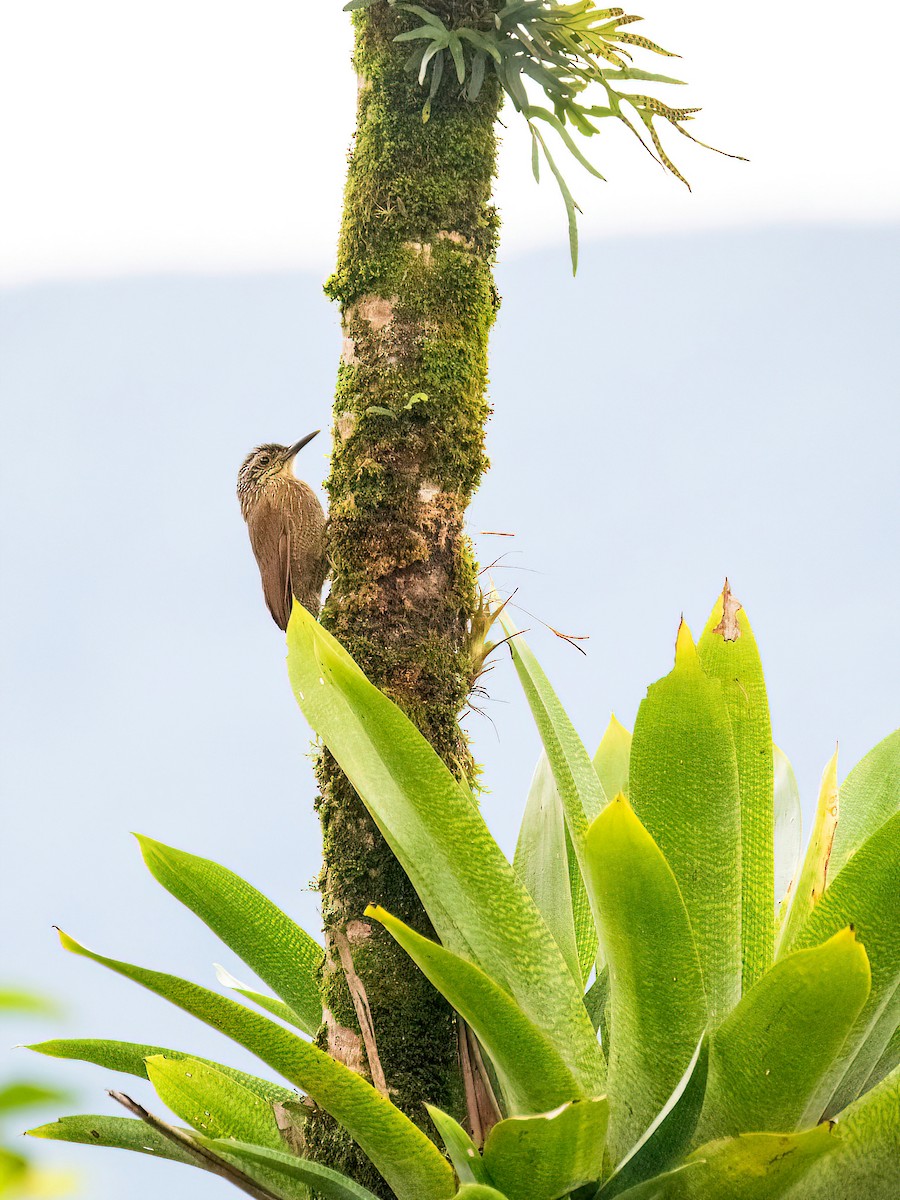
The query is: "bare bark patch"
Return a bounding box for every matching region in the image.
[323,1005,367,1076]
[334,928,389,1097]
[355,295,397,332]
[346,918,372,944]
[404,241,433,266]
[336,410,357,441]
[437,230,474,249]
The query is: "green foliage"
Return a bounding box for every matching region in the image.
[351,0,745,269]
[28,587,900,1199]
[0,989,74,1197]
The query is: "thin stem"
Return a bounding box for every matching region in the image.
[107,1091,284,1200]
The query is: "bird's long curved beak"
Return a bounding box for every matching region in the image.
[286,430,320,460]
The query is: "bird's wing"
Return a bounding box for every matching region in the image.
[283,481,328,609]
[246,500,293,631]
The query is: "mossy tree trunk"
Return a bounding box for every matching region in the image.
[305,5,502,1194]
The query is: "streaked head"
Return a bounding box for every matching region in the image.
[237,431,319,497]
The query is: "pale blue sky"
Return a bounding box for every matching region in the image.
[1,224,898,1196]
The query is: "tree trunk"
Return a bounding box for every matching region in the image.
[304,5,501,1194]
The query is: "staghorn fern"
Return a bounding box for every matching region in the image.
[348,0,745,269]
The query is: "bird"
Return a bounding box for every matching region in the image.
[237,431,328,628]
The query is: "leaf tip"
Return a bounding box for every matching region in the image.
[674,617,698,665]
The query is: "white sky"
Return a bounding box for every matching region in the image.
[2,0,898,285]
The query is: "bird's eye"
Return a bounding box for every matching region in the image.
[259,455,270,466]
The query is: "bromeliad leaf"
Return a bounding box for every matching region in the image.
[136,835,323,1037]
[787,810,900,1120]
[425,1106,492,1186]
[286,605,604,1098]
[583,796,706,1163]
[600,1034,709,1197]
[593,714,631,801]
[777,752,840,956]
[214,964,310,1034]
[773,745,802,923]
[630,621,742,1022]
[27,1037,296,1104]
[369,905,598,1110]
[498,608,605,970]
[695,929,871,1143]
[829,729,900,879]
[200,1140,384,1200]
[26,1114,198,1167]
[514,753,582,984]
[671,1124,841,1198]
[481,1098,609,1200]
[145,1056,286,1150]
[698,583,775,989]
[791,1064,900,1200]
[52,930,455,1200]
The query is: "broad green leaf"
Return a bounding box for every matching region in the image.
[54,931,455,1200]
[565,821,595,982]
[215,964,310,1033]
[136,835,323,1037]
[777,752,839,956]
[146,1056,284,1149]
[369,905,592,1111]
[787,1064,900,1199]
[593,714,631,800]
[27,1114,197,1166]
[788,811,900,1120]
[482,1098,608,1200]
[499,611,605,972]
[827,972,900,1118]
[286,607,603,1095]
[698,584,774,989]
[425,1106,491,1186]
[829,729,900,878]
[629,621,741,1022]
[584,966,608,1036]
[513,753,581,984]
[610,1163,701,1199]
[583,796,706,1162]
[696,929,870,1142]
[863,998,900,1092]
[454,1188,509,1200]
[672,1125,840,1198]
[773,745,802,918]
[27,1038,296,1104]
[202,1139,382,1200]
[601,1034,708,1197]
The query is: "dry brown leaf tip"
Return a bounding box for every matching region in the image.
[712,578,743,642]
